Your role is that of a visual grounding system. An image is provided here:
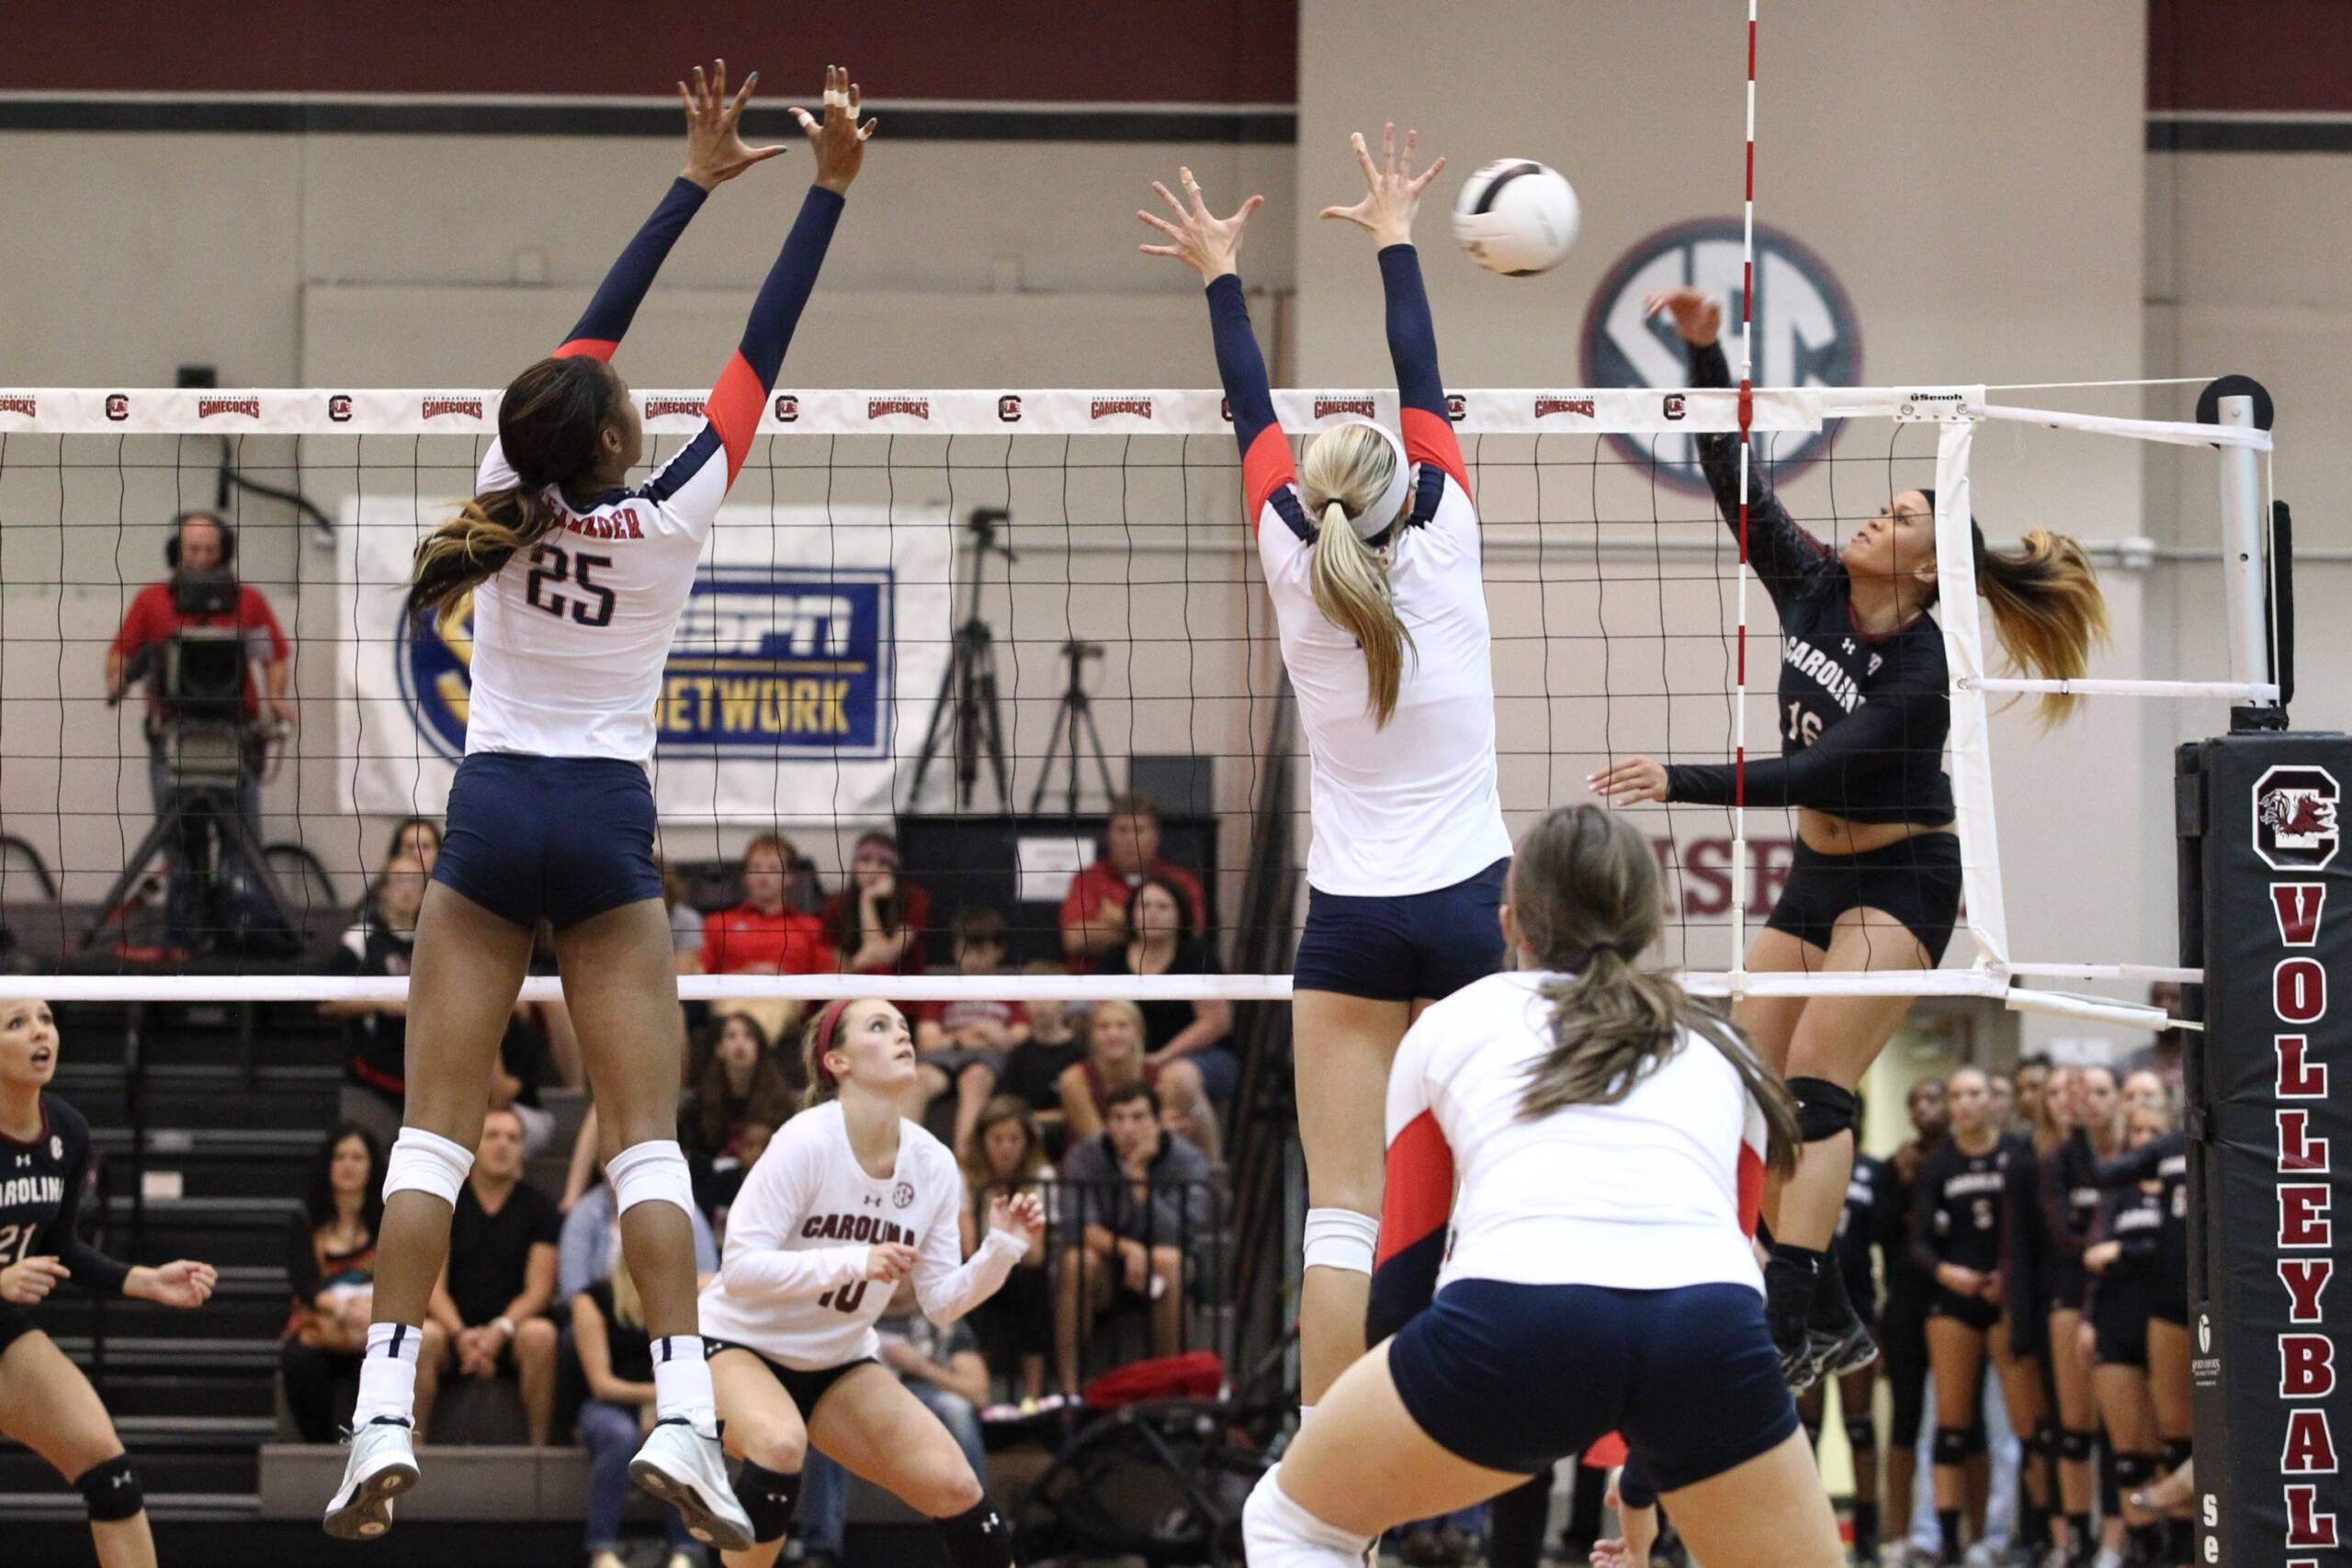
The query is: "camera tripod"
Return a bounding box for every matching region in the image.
[1029,640,1115,818]
[910,509,1016,809]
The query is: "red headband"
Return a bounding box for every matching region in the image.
[810,997,855,1088]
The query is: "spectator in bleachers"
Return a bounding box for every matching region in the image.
[1099,874,1238,1101]
[820,829,933,977]
[386,817,442,874]
[557,1158,718,1308]
[1058,999,1218,1162]
[492,976,556,1156]
[519,919,584,1091]
[912,905,1026,1154]
[1054,1082,1212,1393]
[420,1107,561,1444]
[280,1122,383,1443]
[1001,963,1087,1153]
[961,1096,1054,1402]
[798,1278,993,1568]
[700,833,832,1044]
[1058,793,1208,972]
[322,846,428,1140]
[661,862,705,974]
[687,1011,798,1211]
[571,1249,706,1568]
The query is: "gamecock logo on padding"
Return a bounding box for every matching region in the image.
[773,394,799,423]
[328,395,353,423]
[0,396,33,418]
[642,397,703,420]
[1445,393,1466,423]
[1315,396,1375,421]
[998,395,1023,423]
[2256,765,2342,872]
[1090,397,1152,421]
[1581,217,1861,496]
[422,396,483,421]
[106,394,130,422]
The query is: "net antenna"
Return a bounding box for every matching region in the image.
[909,505,1016,809]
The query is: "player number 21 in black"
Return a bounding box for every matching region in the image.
[525,544,615,627]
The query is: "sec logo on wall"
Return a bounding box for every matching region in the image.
[1580,218,1861,496]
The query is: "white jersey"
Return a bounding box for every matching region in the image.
[461,427,728,762]
[1256,468,1512,897]
[697,1100,1025,1370]
[1385,970,1770,1295]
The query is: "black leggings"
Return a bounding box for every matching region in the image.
[280,1339,364,1444]
[1882,1287,1932,1449]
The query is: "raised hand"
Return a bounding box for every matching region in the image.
[1589,756,1669,806]
[679,59,787,191]
[1645,287,1724,348]
[1318,123,1446,248]
[1136,167,1264,283]
[791,64,879,195]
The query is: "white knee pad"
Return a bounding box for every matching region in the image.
[381,1126,474,1206]
[1301,1208,1379,1276]
[1243,1465,1373,1568]
[607,1139,696,1219]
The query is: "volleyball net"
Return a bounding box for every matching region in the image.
[0,380,2275,1019]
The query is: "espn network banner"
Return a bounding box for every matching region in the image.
[336,501,950,822]
[2180,733,2351,1568]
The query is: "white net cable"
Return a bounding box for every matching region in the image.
[0,382,2271,1031]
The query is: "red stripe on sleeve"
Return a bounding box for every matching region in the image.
[1400,406,1470,499]
[1736,1143,1766,1238]
[1240,423,1297,530]
[1376,1110,1453,1269]
[707,352,764,485]
[553,337,619,363]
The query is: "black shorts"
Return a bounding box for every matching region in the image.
[705,1338,876,1419]
[433,752,663,930]
[2044,1260,2088,1315]
[0,1301,38,1359]
[1928,1287,2001,1333]
[1387,1278,1798,1488]
[2093,1308,2148,1369]
[2149,1294,2189,1329]
[1293,858,1508,1003]
[1768,832,1962,964]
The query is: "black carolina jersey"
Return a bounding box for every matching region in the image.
[0,1094,130,1297]
[1667,341,1955,827]
[1909,1133,2025,1278]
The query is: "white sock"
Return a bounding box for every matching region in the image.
[1298,1403,1316,1426]
[652,1335,718,1433]
[353,1322,422,1427]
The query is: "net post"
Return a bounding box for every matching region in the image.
[2180,728,2352,1568]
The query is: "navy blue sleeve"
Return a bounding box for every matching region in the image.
[1378,244,1444,418]
[707,186,847,482]
[555,176,711,360]
[1206,275,1279,459]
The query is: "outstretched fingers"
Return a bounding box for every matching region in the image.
[1351,130,1380,189]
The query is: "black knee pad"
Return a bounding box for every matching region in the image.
[2160,1438,2192,1477]
[1847,1416,1878,1456]
[1933,1427,1972,1466]
[2025,1421,2057,1461]
[2112,1451,2154,1490]
[1789,1077,1860,1144]
[76,1453,142,1523]
[1963,1424,1990,1459]
[2060,1427,2097,1463]
[734,1461,800,1545]
[939,1497,1014,1568]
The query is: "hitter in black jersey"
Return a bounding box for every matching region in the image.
[1,998,217,1568]
[1595,288,2111,1393]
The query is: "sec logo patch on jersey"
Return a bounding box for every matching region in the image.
[893,1181,915,1209]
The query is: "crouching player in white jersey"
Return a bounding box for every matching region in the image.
[697,998,1046,1568]
[1243,805,1846,1568]
[325,64,877,1550]
[1137,124,1513,1416]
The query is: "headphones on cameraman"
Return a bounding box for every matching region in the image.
[164,510,236,570]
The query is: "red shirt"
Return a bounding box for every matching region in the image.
[915,995,1021,1041]
[1058,858,1208,975]
[818,881,934,977]
[700,903,831,976]
[110,581,289,720]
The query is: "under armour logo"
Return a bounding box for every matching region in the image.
[862,1195,881,1208]
[1842,637,1856,655]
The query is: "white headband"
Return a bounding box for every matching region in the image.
[1323,420,1413,541]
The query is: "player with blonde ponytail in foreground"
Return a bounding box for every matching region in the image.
[1138,123,1512,1416]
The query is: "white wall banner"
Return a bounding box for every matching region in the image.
[337,501,951,823]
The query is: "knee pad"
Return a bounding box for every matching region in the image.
[1301,1208,1379,1277]
[1846,1416,1878,1456]
[2112,1451,2154,1490]
[1933,1427,1972,1466]
[2160,1438,2191,1477]
[1962,1425,1990,1459]
[2025,1421,2057,1461]
[382,1126,474,1206]
[607,1139,695,1220]
[76,1453,143,1523]
[1244,1467,1374,1568]
[1788,1077,1860,1144]
[734,1461,800,1545]
[939,1497,1015,1568]
[2060,1427,2097,1463]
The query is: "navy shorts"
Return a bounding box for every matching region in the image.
[432,752,662,931]
[1387,1278,1799,1487]
[1293,858,1509,1003]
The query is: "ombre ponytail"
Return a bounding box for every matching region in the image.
[1299,423,1415,726]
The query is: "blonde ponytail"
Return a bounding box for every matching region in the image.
[1299,423,1415,727]
[1979,528,2109,726]
[409,487,563,624]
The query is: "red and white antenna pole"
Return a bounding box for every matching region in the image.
[1731,0,1758,997]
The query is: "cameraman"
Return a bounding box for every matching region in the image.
[105,511,295,940]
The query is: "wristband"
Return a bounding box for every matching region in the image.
[492,1314,516,1338]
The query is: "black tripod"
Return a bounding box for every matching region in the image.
[910,509,1014,809]
[1029,640,1115,818]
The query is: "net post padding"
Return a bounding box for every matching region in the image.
[1930,422,2012,975]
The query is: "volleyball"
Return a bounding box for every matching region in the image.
[1452,157,1580,276]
